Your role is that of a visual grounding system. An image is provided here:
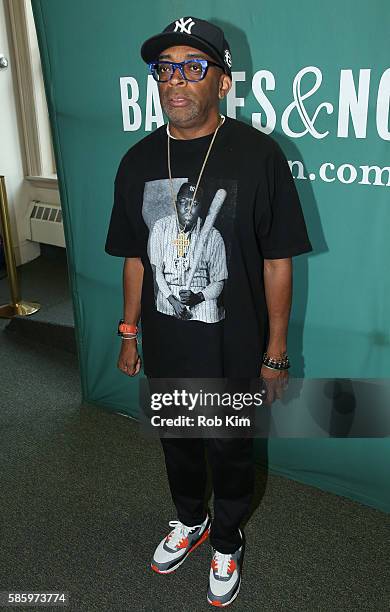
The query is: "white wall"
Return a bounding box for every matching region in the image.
[0,0,60,267]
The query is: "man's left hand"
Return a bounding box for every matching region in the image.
[260,365,289,405]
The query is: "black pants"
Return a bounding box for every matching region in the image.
[160,435,255,553]
[145,316,255,553]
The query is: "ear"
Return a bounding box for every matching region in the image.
[218,74,232,100]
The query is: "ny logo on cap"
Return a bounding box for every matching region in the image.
[173,17,195,34]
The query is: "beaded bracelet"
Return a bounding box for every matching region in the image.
[262,351,290,370]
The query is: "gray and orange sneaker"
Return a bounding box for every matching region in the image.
[151,515,211,574]
[207,528,244,607]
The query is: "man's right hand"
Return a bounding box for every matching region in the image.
[168,295,188,318]
[117,340,141,376]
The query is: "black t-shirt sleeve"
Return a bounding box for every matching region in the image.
[104,158,142,258]
[255,142,313,259]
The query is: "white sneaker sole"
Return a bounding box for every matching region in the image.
[207,576,242,607]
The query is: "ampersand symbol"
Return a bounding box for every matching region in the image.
[281,66,333,139]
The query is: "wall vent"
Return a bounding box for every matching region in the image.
[28,201,65,247]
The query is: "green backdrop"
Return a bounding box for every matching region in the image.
[32,0,390,512]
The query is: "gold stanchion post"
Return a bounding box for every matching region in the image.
[0,175,40,317]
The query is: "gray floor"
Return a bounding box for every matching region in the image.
[1,245,74,324]
[0,248,389,611]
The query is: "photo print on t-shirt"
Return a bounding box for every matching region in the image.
[142,178,237,323]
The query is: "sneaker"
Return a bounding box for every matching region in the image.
[151,514,211,574]
[207,528,244,607]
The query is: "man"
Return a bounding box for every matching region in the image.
[105,16,312,607]
[148,181,228,321]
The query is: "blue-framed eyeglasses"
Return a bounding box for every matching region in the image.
[149,59,224,82]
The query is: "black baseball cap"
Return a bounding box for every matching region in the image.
[141,16,232,77]
[177,182,204,201]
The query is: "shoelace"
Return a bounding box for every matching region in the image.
[211,550,235,578]
[166,520,196,549]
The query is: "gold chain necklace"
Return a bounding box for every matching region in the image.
[167,115,225,257]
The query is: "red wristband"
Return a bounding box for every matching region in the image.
[118,320,138,335]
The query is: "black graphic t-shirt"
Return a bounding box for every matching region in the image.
[105,117,312,378]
